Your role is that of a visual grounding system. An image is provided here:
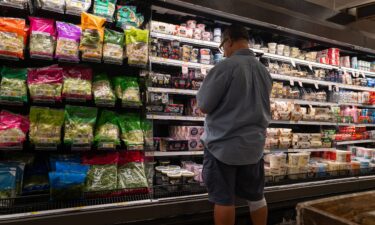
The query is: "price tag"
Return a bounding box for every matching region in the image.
[182,64,188,75]
[291,59,296,67]
[361,72,366,78]
[298,81,303,87]
[335,86,340,92]
[314,82,319,89]
[290,79,294,86]
[328,85,332,91]
[353,72,359,78]
[308,64,313,70]
[201,67,207,76]
[343,68,347,74]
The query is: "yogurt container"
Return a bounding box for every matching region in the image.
[187,20,197,29]
[213,28,221,37]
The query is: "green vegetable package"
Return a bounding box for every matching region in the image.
[0,67,27,103]
[93,73,116,106]
[93,0,117,22]
[103,29,124,64]
[118,113,144,150]
[114,76,141,106]
[94,110,120,147]
[117,151,148,190]
[125,28,149,66]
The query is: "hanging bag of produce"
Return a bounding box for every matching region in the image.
[65,0,91,15]
[0,17,27,60]
[0,168,16,205]
[56,22,81,62]
[92,73,116,107]
[64,105,97,148]
[141,119,153,150]
[0,111,29,148]
[49,172,87,200]
[0,67,28,104]
[27,65,63,103]
[113,76,141,107]
[0,0,29,9]
[36,0,64,13]
[80,12,106,62]
[116,5,144,29]
[29,17,56,60]
[118,113,144,150]
[29,107,64,147]
[49,154,81,171]
[103,29,124,64]
[62,66,93,102]
[125,28,149,66]
[93,0,116,22]
[117,151,148,192]
[94,110,120,149]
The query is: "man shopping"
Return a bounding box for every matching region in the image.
[197,25,272,225]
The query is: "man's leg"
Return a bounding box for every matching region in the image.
[214,205,235,225]
[248,198,267,225]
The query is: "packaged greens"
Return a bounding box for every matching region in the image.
[0,17,27,59]
[62,66,93,101]
[0,162,25,196]
[49,172,86,200]
[117,151,148,189]
[0,111,29,147]
[55,162,90,174]
[93,0,116,22]
[64,105,97,146]
[83,152,118,192]
[56,22,81,62]
[80,13,106,62]
[65,0,91,15]
[118,113,143,150]
[141,119,153,149]
[0,0,29,9]
[29,17,55,60]
[94,110,120,148]
[29,107,64,146]
[49,154,81,171]
[116,5,144,29]
[103,29,124,64]
[22,159,49,194]
[0,67,27,104]
[125,28,149,66]
[114,76,141,106]
[93,73,116,106]
[36,0,65,13]
[27,65,63,103]
[0,168,16,202]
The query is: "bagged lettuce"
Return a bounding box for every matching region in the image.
[117,151,148,189]
[114,76,141,106]
[116,5,144,29]
[0,168,16,201]
[56,22,81,62]
[55,162,89,174]
[27,65,63,103]
[0,0,29,9]
[80,13,106,62]
[49,172,86,200]
[0,162,25,196]
[0,17,27,59]
[125,28,148,66]
[93,0,116,22]
[103,29,124,64]
[29,17,55,60]
[62,66,92,101]
[49,154,81,171]
[0,67,27,104]
[118,113,143,150]
[64,105,97,146]
[94,110,120,148]
[93,73,116,106]
[29,107,64,145]
[65,0,91,15]
[141,119,153,149]
[0,111,29,147]
[36,0,65,13]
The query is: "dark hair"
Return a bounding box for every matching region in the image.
[223,25,250,42]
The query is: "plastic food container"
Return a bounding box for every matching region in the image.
[213,28,221,37]
[196,24,205,31]
[167,171,182,192]
[187,20,197,29]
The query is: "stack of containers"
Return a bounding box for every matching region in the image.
[264,153,287,182]
[169,126,205,151]
[287,152,310,179]
[317,48,340,66]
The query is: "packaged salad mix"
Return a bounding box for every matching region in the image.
[118,113,144,150]
[93,73,116,107]
[116,5,144,29]
[0,67,28,104]
[114,76,141,107]
[80,13,106,62]
[0,111,29,148]
[125,28,149,66]
[0,168,16,203]
[49,172,87,200]
[93,0,116,22]
[64,105,97,146]
[29,17,55,60]
[0,0,29,9]
[27,65,63,103]
[29,107,64,146]
[0,162,25,196]
[94,110,120,148]
[65,0,91,15]
[56,22,81,62]
[36,0,64,13]
[49,154,81,171]
[117,151,148,190]
[62,66,93,101]
[0,17,27,60]
[103,29,124,64]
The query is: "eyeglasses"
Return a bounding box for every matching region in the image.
[219,37,228,53]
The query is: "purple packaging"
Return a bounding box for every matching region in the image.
[56,21,81,62]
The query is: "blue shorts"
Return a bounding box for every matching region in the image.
[203,149,265,206]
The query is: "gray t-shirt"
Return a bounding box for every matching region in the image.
[197,49,272,165]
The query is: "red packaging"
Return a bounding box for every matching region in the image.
[62,66,92,101]
[82,152,119,165]
[0,110,29,147]
[118,151,144,165]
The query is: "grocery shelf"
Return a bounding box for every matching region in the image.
[146,114,205,121]
[265,148,336,153]
[145,151,204,156]
[335,139,375,146]
[270,120,337,126]
[150,32,220,48]
[149,56,214,69]
[147,87,199,95]
[341,67,375,78]
[271,98,338,107]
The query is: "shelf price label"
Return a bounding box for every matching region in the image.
[298,81,303,87]
[201,67,207,76]
[289,79,294,86]
[314,82,319,89]
[290,59,296,67]
[308,64,313,70]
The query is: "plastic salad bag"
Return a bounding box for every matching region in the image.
[36,0,64,13]
[93,73,116,106]
[94,110,119,148]
[49,154,81,171]
[141,119,153,149]
[0,67,27,104]
[114,76,141,106]
[116,5,144,29]
[82,152,119,192]
[27,65,63,103]
[55,162,89,174]
[117,151,148,189]
[118,113,143,150]
[22,159,49,194]
[29,107,64,146]
[0,17,27,59]
[56,22,81,62]
[0,162,25,196]
[64,105,97,146]
[49,172,86,200]
[80,13,106,62]
[93,0,116,22]
[103,29,124,64]
[0,0,29,9]
[62,66,92,101]
[0,111,29,147]
[29,17,55,60]
[125,28,149,66]
[0,168,16,201]
[65,0,91,15]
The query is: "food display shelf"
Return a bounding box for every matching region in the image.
[150,32,220,48]
[146,114,205,121]
[147,87,199,95]
[335,139,375,146]
[149,56,214,69]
